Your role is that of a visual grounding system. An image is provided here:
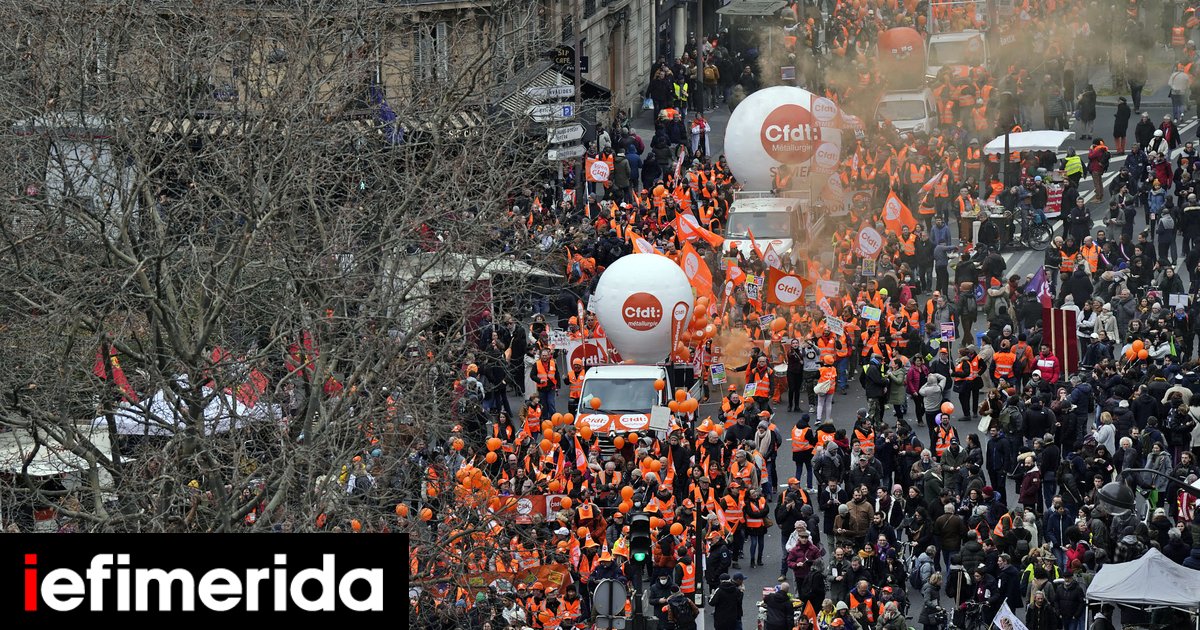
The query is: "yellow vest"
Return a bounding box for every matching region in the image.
[1064,155,1083,176]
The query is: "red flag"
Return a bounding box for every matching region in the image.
[626,227,662,255]
[764,267,810,307]
[236,369,270,407]
[726,264,747,286]
[1044,307,1079,376]
[881,190,917,233]
[93,346,139,403]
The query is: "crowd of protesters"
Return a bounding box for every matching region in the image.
[405,2,1200,630]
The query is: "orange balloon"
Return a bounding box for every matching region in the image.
[451,437,464,451]
[677,347,691,361]
[543,428,554,439]
[671,522,685,535]
[1138,349,1150,360]
[542,420,553,433]
[1132,340,1145,352]
[590,397,602,410]
[620,486,635,500]
[395,504,409,517]
[613,436,625,449]
[649,459,662,472]
[578,527,589,538]
[651,517,665,529]
[681,330,694,344]
[419,507,433,521]
[551,413,563,425]
[560,497,573,509]
[551,431,562,443]
[485,452,498,463]
[653,379,666,391]
[549,480,562,493]
[619,501,632,513]
[540,438,552,451]
[579,425,593,440]
[351,519,362,532]
[675,389,687,402]
[941,401,955,415]
[642,456,655,468]
[486,437,502,451]
[668,400,680,413]
[563,413,574,423]
[704,324,716,337]
[628,432,639,443]
[684,399,699,413]
[771,317,787,332]
[1126,348,1136,360]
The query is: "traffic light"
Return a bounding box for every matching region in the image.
[629,512,651,564]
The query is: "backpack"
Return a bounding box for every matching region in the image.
[909,557,931,590]
[1100,147,1111,170]
[703,65,718,83]
[669,597,696,623]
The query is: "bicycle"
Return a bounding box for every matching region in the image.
[1002,208,1053,251]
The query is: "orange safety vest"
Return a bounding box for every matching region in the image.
[744,496,767,528]
[993,352,1015,379]
[935,425,957,457]
[1079,244,1100,274]
[849,591,878,622]
[818,366,837,394]
[993,512,1015,537]
[933,173,950,198]
[816,427,836,447]
[900,233,916,256]
[853,427,875,447]
[908,163,929,185]
[566,367,585,399]
[792,426,815,452]
[535,359,557,389]
[722,494,744,529]
[679,563,697,593]
[1060,249,1075,272]
[747,366,772,398]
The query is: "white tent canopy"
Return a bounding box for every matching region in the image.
[983,130,1074,155]
[90,386,282,436]
[1086,548,1200,610]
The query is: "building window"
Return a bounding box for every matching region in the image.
[414,21,449,83]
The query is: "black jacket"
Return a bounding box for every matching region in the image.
[709,581,744,629]
[762,590,794,630]
[996,564,1024,609]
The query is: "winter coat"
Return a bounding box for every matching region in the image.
[887,367,907,405]
[920,375,947,411]
[709,581,744,630]
[1113,101,1132,138]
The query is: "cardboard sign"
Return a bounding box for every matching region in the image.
[818,296,836,318]
[1170,293,1189,308]
[549,329,570,347]
[744,279,760,300]
[818,280,841,297]
[759,313,776,330]
[826,317,845,336]
[743,382,757,398]
[940,322,956,341]
[861,305,882,321]
[861,259,877,277]
[1045,184,1063,219]
[710,362,727,385]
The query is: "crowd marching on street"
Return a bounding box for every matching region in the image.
[407,2,1200,630]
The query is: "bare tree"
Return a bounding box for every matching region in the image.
[0,0,562,534]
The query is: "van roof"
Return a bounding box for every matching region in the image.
[730,197,799,213]
[584,365,667,379]
[879,89,932,100]
[929,30,984,42]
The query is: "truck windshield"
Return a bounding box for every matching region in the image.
[929,39,984,66]
[726,211,792,238]
[876,99,927,121]
[580,379,663,413]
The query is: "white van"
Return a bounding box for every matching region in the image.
[926,30,990,81]
[875,89,939,134]
[723,196,803,261]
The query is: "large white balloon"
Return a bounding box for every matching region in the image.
[724,86,844,195]
[591,254,693,364]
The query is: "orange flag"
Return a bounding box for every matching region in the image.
[746,228,765,259]
[881,190,917,233]
[626,227,662,255]
[676,213,725,248]
[764,267,810,307]
[679,241,716,303]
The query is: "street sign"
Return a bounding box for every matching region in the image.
[528,104,574,123]
[592,579,629,621]
[549,45,575,66]
[547,123,586,144]
[547,145,585,161]
[525,85,576,100]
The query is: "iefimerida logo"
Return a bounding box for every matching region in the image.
[23,553,383,613]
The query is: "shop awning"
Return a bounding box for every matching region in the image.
[716,1,788,16]
[493,62,612,118]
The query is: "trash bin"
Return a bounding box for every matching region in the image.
[992,210,1013,246]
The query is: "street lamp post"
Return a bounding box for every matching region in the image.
[1097,468,1200,520]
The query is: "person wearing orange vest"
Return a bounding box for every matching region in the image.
[791,414,817,487]
[565,358,585,414]
[532,348,560,416]
[745,355,775,412]
[951,347,981,423]
[673,555,699,595]
[815,355,838,423]
[721,486,746,566]
[993,341,1016,382]
[744,487,770,566]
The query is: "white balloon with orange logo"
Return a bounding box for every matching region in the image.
[591,253,694,364]
[723,86,845,196]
